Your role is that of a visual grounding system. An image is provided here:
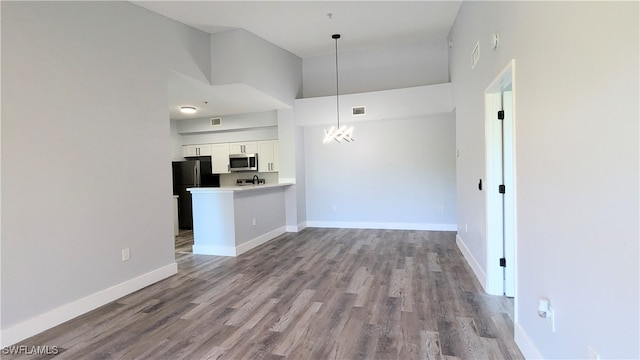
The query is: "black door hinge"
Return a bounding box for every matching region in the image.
[498,185,506,194]
[497,110,505,120]
[499,258,506,267]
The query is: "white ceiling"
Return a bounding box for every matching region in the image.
[133,1,463,119]
[168,72,291,120]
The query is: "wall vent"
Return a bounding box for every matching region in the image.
[471,41,480,69]
[352,106,366,116]
[210,117,222,126]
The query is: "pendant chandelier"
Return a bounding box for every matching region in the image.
[323,34,355,144]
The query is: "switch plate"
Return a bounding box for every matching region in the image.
[252,218,257,226]
[121,248,130,261]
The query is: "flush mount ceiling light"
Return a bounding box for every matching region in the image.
[323,34,355,144]
[180,106,197,114]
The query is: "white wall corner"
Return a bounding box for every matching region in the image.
[455,234,487,292]
[1,263,177,347]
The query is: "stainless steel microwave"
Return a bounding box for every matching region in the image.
[229,153,258,172]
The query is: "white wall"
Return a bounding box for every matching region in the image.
[1,1,211,345]
[303,39,449,98]
[170,111,279,160]
[304,114,456,230]
[211,29,303,106]
[449,1,639,359]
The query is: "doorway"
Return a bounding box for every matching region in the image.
[485,60,516,298]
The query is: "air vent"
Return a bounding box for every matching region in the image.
[352,106,366,116]
[210,117,221,126]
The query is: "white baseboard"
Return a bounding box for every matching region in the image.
[193,227,287,257]
[1,263,177,347]
[306,221,457,231]
[193,244,237,256]
[515,322,543,359]
[236,227,286,256]
[285,222,308,233]
[455,234,487,292]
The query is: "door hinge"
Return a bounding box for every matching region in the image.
[497,110,505,120]
[499,258,506,267]
[499,185,506,194]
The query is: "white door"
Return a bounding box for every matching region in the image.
[485,60,516,297]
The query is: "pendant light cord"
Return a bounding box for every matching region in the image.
[334,35,340,129]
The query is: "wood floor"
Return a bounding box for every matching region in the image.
[7,228,523,359]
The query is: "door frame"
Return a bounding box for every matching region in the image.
[484,59,517,298]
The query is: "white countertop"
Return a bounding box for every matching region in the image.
[188,182,293,193]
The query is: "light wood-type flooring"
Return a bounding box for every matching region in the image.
[6,228,523,359]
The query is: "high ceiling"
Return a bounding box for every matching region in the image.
[135,1,462,58]
[132,1,463,119]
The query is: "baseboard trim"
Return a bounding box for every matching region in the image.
[456,234,487,292]
[306,221,457,231]
[1,263,177,347]
[236,227,286,256]
[515,321,543,359]
[285,222,308,233]
[193,244,237,256]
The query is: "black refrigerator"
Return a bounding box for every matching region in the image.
[172,158,220,229]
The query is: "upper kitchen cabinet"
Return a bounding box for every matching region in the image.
[229,141,257,154]
[183,144,212,158]
[258,140,279,172]
[211,143,231,174]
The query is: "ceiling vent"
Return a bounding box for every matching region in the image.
[210,117,222,126]
[352,106,366,116]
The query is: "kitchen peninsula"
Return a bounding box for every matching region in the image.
[188,183,292,256]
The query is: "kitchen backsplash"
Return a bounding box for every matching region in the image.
[220,172,279,187]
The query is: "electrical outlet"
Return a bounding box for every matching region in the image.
[252,218,257,226]
[332,205,337,212]
[121,248,130,262]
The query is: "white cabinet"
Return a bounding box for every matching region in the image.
[183,144,212,157]
[258,140,279,172]
[229,141,257,154]
[211,143,230,174]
